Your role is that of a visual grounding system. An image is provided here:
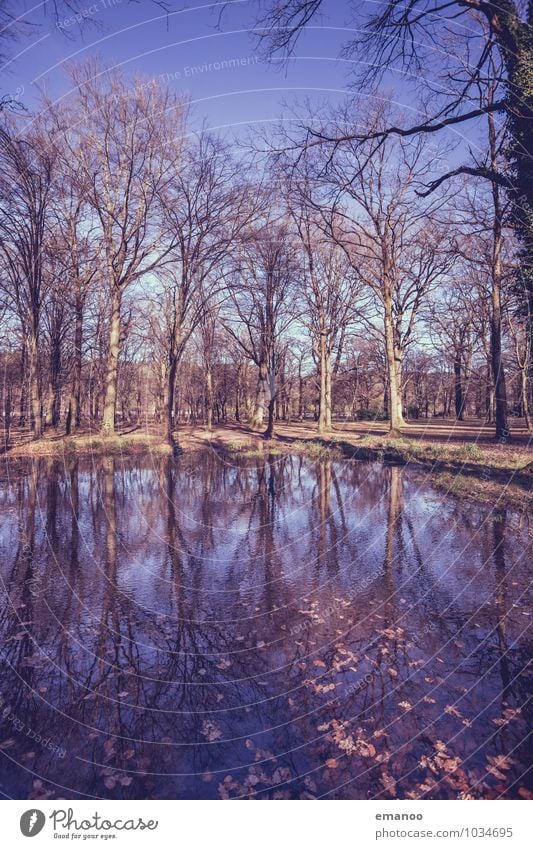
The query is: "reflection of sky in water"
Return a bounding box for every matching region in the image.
[0,453,530,800]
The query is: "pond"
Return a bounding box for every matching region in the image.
[0,450,531,800]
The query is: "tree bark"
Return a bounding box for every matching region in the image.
[101,289,122,436]
[28,332,42,439]
[384,292,404,432]
[205,365,214,430]
[317,333,332,434]
[166,355,178,445]
[250,362,267,430]
[264,369,276,438]
[66,298,83,434]
[454,352,465,421]
[488,109,510,440]
[521,363,532,431]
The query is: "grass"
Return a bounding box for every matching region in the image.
[7,431,173,457]
[291,439,343,460]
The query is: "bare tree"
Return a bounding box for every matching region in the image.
[153,133,251,446]
[289,199,362,433]
[49,62,188,436]
[225,214,297,437]
[302,106,454,432]
[0,117,56,438]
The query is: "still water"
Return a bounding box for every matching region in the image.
[0,451,531,799]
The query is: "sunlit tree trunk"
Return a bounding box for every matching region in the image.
[251,362,267,430]
[488,110,510,440]
[384,292,404,433]
[101,289,122,436]
[205,365,214,430]
[454,352,465,421]
[317,333,332,434]
[28,332,42,439]
[264,368,276,438]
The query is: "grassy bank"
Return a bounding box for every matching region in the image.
[2,422,531,511]
[2,430,173,458]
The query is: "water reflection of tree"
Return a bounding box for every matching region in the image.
[0,455,531,799]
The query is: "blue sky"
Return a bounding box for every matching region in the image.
[7,1,349,130]
[3,0,492,167]
[6,1,434,138]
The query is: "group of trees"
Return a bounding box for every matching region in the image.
[0,0,532,448]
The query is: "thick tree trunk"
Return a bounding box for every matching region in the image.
[317,334,332,434]
[166,356,178,445]
[28,332,42,439]
[250,362,267,430]
[101,289,122,436]
[264,369,276,439]
[384,295,404,433]
[102,288,122,436]
[489,110,510,440]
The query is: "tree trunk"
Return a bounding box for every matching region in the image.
[250,362,267,430]
[101,288,122,436]
[46,336,61,429]
[317,334,332,434]
[298,364,304,421]
[264,369,276,439]
[166,356,178,445]
[454,352,465,421]
[28,332,42,439]
[489,109,510,440]
[384,294,404,433]
[66,299,83,435]
[205,365,213,430]
[521,364,532,431]
[19,340,27,426]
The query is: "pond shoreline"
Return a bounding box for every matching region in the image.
[2,423,531,512]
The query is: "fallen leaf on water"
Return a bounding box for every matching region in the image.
[380,772,397,797]
[201,720,222,742]
[444,705,462,718]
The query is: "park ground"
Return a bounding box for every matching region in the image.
[2,417,531,512]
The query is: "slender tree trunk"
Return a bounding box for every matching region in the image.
[298,363,304,421]
[3,380,11,446]
[454,352,465,421]
[521,364,532,431]
[101,288,122,436]
[46,337,61,429]
[205,365,213,430]
[19,340,27,426]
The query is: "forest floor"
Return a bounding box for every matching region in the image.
[2,418,532,511]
